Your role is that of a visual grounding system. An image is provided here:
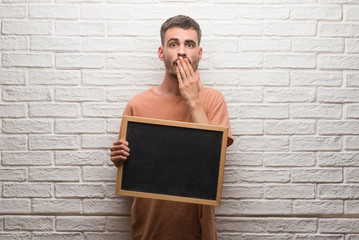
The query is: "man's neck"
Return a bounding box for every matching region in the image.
[153,72,181,97]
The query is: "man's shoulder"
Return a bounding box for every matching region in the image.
[201,87,225,100]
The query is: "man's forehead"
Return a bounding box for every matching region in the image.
[165,27,198,43]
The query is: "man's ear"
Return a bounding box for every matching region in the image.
[198,47,203,62]
[158,46,164,61]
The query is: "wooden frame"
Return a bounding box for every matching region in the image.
[116,115,229,206]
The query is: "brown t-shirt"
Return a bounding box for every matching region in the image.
[122,87,233,240]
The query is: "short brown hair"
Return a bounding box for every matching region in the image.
[160,15,202,46]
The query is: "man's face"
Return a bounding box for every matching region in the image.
[158,27,202,78]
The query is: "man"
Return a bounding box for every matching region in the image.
[110,15,233,240]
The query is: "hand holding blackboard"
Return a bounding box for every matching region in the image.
[116,116,229,206]
[110,139,130,167]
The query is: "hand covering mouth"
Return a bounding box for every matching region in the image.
[174,57,192,66]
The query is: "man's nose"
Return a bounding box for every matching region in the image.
[177,45,186,57]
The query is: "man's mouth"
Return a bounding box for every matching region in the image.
[174,57,192,66]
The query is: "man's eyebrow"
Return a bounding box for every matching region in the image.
[167,38,179,44]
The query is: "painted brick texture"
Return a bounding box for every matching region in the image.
[0,1,358,239]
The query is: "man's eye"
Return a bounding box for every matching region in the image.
[187,43,194,47]
[169,43,177,47]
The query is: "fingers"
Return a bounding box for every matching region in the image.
[177,57,194,81]
[110,139,130,166]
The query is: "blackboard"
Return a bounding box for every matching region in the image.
[116,115,229,206]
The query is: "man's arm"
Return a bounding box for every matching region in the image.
[176,56,209,124]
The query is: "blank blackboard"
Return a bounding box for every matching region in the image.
[116,116,229,206]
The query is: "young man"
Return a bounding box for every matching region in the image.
[110,15,233,240]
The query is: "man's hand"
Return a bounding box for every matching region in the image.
[110,139,130,167]
[176,56,209,124]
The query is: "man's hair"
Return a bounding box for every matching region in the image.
[160,15,202,46]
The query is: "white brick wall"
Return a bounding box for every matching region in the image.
[0,1,358,239]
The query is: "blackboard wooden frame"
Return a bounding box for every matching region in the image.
[116,115,229,206]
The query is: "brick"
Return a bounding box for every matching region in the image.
[0,136,26,150]
[107,54,160,70]
[346,201,359,214]
[29,135,79,150]
[189,6,238,19]
[266,218,317,233]
[82,4,131,19]
[320,23,359,38]
[318,152,359,167]
[291,6,341,20]
[238,136,289,151]
[106,216,131,231]
[348,235,359,240]
[3,183,52,198]
[31,233,82,240]
[29,70,80,85]
[265,185,315,199]
[83,166,117,181]
[238,169,290,183]
[292,136,341,151]
[0,168,27,181]
[83,71,133,86]
[55,87,105,101]
[3,53,53,67]
[292,38,343,52]
[83,199,131,214]
[291,71,342,86]
[133,6,185,20]
[56,22,105,36]
[55,151,106,166]
[216,217,267,232]
[212,23,262,36]
[0,233,30,240]
[83,103,125,118]
[0,199,30,213]
[222,185,264,199]
[265,120,315,135]
[84,37,133,52]
[30,103,80,118]
[347,73,359,87]
[240,38,291,51]
[212,53,262,69]
[0,36,27,50]
[265,54,316,69]
[265,87,315,102]
[31,37,81,51]
[346,168,359,183]
[4,216,54,231]
[347,39,359,53]
[344,5,359,20]
[345,136,359,150]
[32,199,81,214]
[239,105,289,119]
[200,38,238,53]
[294,200,344,214]
[55,183,105,198]
[238,71,289,86]
[294,235,344,240]
[108,22,157,36]
[319,219,359,233]
[319,185,359,199]
[347,104,359,118]
[56,54,105,69]
[56,216,106,231]
[266,0,315,3]
[320,0,359,3]
[82,134,117,148]
[85,233,131,240]
[264,152,315,167]
[0,69,26,84]
[29,167,80,182]
[0,104,26,117]
[3,86,51,101]
[107,88,147,102]
[2,20,52,35]
[290,104,342,119]
[319,88,359,103]
[226,152,263,166]
[239,7,289,19]
[264,22,316,36]
[319,121,359,135]
[0,6,26,18]
[2,151,52,166]
[55,119,106,133]
[107,119,123,133]
[292,168,342,183]
[218,200,292,215]
[230,120,263,135]
[3,119,51,133]
[30,4,79,19]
